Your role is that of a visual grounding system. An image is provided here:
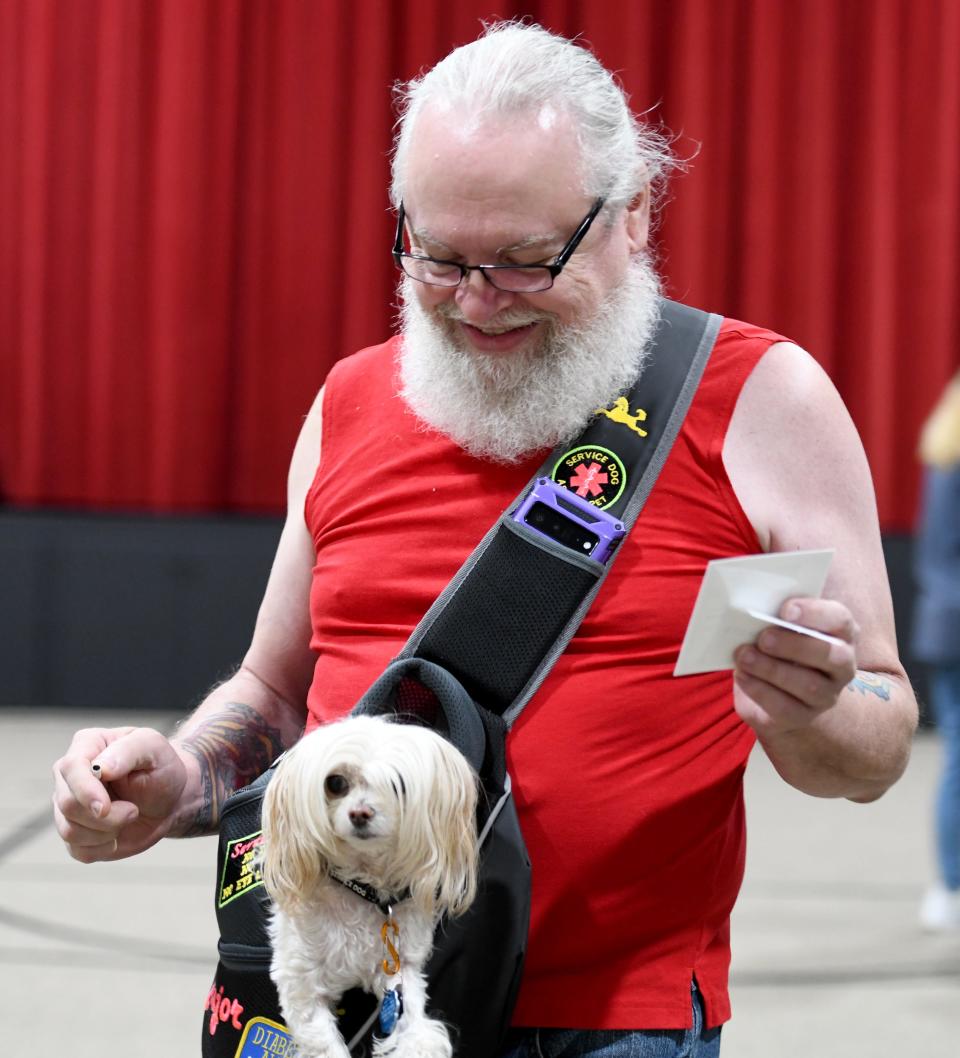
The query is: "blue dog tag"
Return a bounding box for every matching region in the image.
[379,988,403,1035]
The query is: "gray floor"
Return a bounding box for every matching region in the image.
[1,709,957,1056]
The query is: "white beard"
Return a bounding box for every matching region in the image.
[397,254,662,463]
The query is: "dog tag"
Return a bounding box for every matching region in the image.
[379,988,403,1035]
[380,918,401,975]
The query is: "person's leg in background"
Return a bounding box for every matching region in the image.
[921,663,960,930]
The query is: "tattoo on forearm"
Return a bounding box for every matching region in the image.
[177,703,286,835]
[848,672,892,701]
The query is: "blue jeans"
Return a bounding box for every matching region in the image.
[498,983,721,1058]
[931,664,960,889]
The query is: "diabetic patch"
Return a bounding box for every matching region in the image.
[233,1016,297,1058]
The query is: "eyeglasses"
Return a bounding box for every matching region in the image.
[392,197,606,294]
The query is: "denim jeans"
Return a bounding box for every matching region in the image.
[931,664,960,889]
[498,983,722,1058]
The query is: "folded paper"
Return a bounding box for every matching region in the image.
[674,549,835,676]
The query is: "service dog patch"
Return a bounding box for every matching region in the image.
[218,830,265,908]
[551,445,626,510]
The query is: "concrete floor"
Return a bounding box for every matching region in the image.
[1,709,957,1056]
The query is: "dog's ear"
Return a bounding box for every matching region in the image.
[409,738,479,919]
[261,749,330,911]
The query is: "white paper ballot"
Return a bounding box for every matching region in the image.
[673,549,835,676]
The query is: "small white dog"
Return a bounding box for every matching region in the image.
[261,714,479,1058]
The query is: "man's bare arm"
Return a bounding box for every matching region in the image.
[169,689,299,838]
[724,342,917,801]
[54,388,325,858]
[161,385,328,834]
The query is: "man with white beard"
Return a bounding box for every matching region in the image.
[398,251,662,463]
[53,21,917,1058]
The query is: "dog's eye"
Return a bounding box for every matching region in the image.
[324,773,349,797]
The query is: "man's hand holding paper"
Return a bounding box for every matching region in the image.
[675,549,859,738]
[732,594,859,739]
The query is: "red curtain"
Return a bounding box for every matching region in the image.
[1,0,957,528]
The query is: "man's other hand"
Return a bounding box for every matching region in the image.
[53,726,189,862]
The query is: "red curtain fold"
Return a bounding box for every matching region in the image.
[1,0,957,528]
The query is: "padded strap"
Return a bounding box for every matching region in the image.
[400,299,722,723]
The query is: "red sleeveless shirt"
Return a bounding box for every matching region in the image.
[304,319,784,1029]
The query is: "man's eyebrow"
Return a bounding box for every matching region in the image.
[409,223,563,258]
[408,223,456,255]
[498,230,563,254]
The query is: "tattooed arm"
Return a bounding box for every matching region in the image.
[52,672,306,860]
[169,680,304,839]
[172,703,287,837]
[53,390,324,861]
[167,389,326,835]
[723,343,918,801]
[733,627,916,802]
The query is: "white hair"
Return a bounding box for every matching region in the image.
[390,20,678,216]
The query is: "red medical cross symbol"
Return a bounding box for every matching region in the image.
[568,461,608,498]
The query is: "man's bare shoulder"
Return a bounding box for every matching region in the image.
[288,386,325,507]
[723,341,875,552]
[727,339,846,438]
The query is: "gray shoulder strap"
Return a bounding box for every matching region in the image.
[400,299,723,725]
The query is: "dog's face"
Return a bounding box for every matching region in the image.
[321,758,400,849]
[261,715,478,919]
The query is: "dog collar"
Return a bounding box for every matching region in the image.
[332,875,409,916]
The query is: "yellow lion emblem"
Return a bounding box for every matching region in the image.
[595,396,648,437]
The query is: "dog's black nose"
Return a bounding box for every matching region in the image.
[349,806,375,829]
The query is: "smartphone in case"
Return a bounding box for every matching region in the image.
[512,477,625,563]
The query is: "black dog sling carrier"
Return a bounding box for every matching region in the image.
[202,300,722,1058]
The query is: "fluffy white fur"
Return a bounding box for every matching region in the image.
[261,715,479,1058]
